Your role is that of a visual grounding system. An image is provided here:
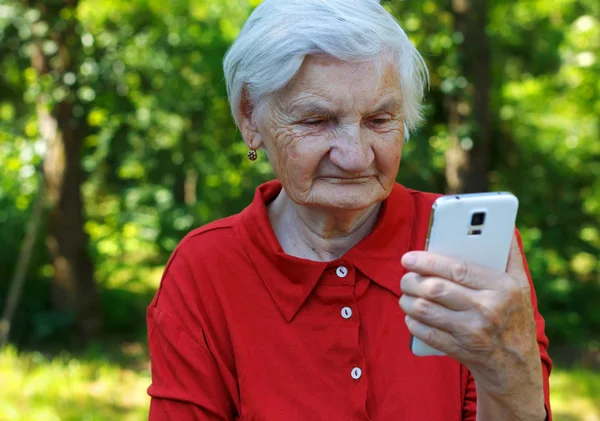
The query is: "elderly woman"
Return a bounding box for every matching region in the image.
[146,0,552,420]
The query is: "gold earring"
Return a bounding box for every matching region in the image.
[247,149,257,161]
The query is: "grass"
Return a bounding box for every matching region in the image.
[0,345,150,421]
[550,367,600,421]
[1,345,599,421]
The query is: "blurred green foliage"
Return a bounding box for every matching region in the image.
[0,0,598,351]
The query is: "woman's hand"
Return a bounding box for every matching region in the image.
[399,235,546,420]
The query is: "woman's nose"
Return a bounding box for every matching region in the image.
[328,124,375,174]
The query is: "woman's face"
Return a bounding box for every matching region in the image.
[243,55,406,211]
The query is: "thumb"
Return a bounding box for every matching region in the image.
[506,231,528,288]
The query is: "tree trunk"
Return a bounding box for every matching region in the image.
[30,1,102,339]
[445,0,491,194]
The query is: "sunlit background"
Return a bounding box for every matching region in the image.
[0,0,598,420]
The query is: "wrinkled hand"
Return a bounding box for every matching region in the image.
[399,234,545,417]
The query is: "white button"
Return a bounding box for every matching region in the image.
[341,307,353,319]
[351,367,362,380]
[336,266,348,278]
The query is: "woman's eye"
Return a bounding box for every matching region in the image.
[303,119,327,126]
[370,117,391,126]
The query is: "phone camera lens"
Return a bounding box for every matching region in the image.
[471,212,486,226]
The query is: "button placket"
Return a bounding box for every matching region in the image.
[329,264,364,389]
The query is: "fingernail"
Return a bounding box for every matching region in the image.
[403,253,416,266]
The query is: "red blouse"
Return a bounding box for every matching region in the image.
[147,180,552,420]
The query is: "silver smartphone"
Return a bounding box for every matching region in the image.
[410,192,519,357]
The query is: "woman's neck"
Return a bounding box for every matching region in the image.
[268,189,381,262]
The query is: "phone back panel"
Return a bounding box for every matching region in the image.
[411,192,519,357]
[426,193,519,271]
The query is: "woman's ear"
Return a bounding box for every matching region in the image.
[238,88,264,150]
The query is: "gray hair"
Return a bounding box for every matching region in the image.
[223,0,429,138]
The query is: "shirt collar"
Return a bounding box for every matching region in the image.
[236,180,415,323]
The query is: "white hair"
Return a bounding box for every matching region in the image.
[223,0,429,139]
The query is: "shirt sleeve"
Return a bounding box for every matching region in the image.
[462,229,553,420]
[146,250,237,421]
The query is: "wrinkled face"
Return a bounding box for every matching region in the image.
[243,55,405,211]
